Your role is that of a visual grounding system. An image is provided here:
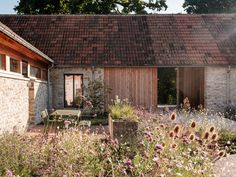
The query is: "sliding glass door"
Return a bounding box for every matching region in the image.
[64,74,83,107]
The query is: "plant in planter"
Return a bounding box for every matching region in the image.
[108,96,138,143]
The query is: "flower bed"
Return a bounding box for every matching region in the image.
[0,109,226,177]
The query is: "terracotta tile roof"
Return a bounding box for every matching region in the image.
[0,14,236,66]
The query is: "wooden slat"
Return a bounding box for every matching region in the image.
[104,67,158,110]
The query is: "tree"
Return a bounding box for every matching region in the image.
[183,0,236,14]
[14,0,167,14]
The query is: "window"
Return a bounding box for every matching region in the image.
[158,68,177,105]
[10,58,20,73]
[22,60,28,77]
[64,74,83,107]
[0,54,6,70]
[42,69,48,80]
[30,66,41,78]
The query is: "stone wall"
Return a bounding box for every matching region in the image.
[205,66,236,113]
[34,81,48,124]
[0,76,29,133]
[50,67,104,108]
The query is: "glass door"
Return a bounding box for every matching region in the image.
[64,74,83,107]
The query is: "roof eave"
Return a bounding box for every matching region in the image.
[0,22,54,63]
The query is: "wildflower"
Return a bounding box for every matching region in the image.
[211,133,218,141]
[190,121,196,129]
[189,133,195,141]
[155,143,164,151]
[170,112,177,121]
[169,131,175,138]
[203,131,210,140]
[144,131,153,141]
[153,156,159,163]
[124,159,133,169]
[209,126,215,133]
[218,150,225,158]
[6,169,13,177]
[173,125,180,135]
[159,124,165,128]
[171,143,178,149]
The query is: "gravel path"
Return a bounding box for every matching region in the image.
[214,154,236,177]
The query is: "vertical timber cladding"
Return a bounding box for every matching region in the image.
[178,67,205,108]
[104,67,158,110]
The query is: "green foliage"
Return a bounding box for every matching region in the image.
[0,108,225,176]
[14,0,167,14]
[219,130,236,154]
[183,0,236,14]
[84,79,111,115]
[109,96,137,121]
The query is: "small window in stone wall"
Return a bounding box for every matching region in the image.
[30,66,41,79]
[0,54,6,70]
[22,60,28,77]
[42,69,48,80]
[10,58,20,73]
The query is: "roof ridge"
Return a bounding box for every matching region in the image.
[1,13,236,17]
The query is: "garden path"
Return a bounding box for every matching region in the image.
[214,154,236,177]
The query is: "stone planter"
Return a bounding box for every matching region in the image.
[108,114,138,143]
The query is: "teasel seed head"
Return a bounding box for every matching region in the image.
[203,131,210,140]
[190,121,197,129]
[170,112,177,121]
[209,126,215,133]
[189,133,195,141]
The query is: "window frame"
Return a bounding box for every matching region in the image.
[64,74,83,108]
[10,57,20,73]
[21,60,28,77]
[0,54,6,70]
[30,65,41,79]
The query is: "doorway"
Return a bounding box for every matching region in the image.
[64,74,83,107]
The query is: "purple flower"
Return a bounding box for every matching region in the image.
[124,159,133,169]
[144,131,153,141]
[6,170,13,177]
[155,144,164,151]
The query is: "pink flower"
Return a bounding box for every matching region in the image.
[155,144,164,151]
[6,170,13,177]
[144,131,153,141]
[62,175,67,177]
[124,159,133,169]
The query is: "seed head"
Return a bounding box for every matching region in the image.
[209,126,215,133]
[211,133,218,141]
[189,133,195,141]
[169,131,175,138]
[190,121,197,129]
[170,112,177,121]
[173,125,180,135]
[203,132,210,140]
[218,150,225,157]
[171,143,178,149]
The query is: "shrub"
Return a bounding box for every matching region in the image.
[224,104,236,121]
[84,79,111,115]
[109,96,137,121]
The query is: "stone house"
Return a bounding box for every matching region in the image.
[1,14,236,132]
[0,22,53,133]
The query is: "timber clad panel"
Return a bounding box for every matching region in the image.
[104,68,158,110]
[178,67,205,108]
